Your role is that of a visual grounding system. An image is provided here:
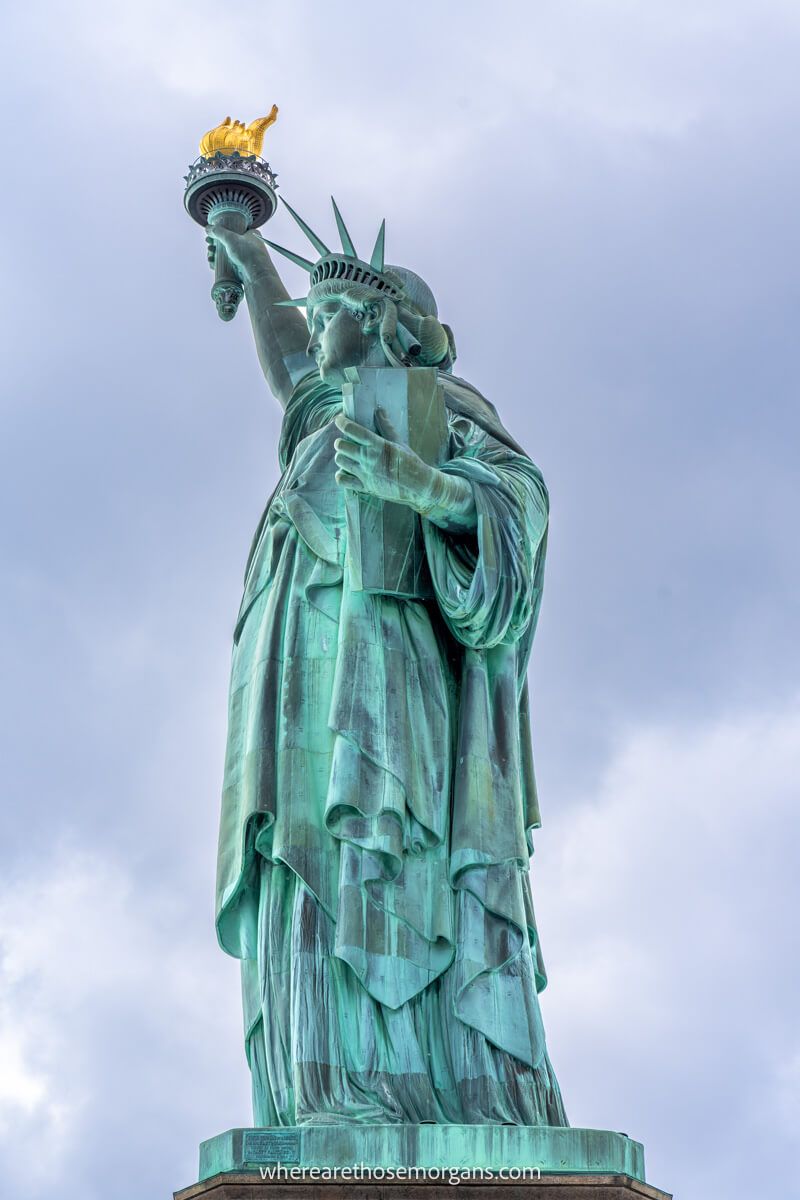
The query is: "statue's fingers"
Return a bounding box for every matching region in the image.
[334,413,379,446]
[334,436,373,460]
[334,445,363,470]
[335,469,365,490]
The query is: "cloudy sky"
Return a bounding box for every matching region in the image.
[1,2,798,1197]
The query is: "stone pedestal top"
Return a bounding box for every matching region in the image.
[174,1127,671,1200]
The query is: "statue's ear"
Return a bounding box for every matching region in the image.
[361,299,385,336]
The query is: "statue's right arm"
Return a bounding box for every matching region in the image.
[205,226,315,410]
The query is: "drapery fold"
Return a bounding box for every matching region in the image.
[421,414,550,1067]
[214,368,565,1117]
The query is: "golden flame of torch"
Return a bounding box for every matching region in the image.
[199,105,278,158]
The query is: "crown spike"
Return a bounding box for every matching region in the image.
[274,298,308,307]
[280,197,330,257]
[331,197,358,258]
[264,240,315,272]
[369,222,383,273]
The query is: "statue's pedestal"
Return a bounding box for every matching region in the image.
[174,1127,671,1200]
[175,1172,670,1200]
[175,1176,671,1195]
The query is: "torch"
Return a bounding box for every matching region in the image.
[184,108,279,321]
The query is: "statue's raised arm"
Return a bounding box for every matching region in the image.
[205,226,314,409]
[184,107,314,410]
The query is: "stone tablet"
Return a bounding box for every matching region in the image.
[341,366,448,597]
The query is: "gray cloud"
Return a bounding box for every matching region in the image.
[1,3,798,1198]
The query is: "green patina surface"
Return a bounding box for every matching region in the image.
[186,181,644,1167]
[199,1126,645,1181]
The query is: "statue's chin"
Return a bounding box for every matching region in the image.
[319,361,344,384]
[320,354,371,385]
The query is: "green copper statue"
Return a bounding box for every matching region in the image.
[203,187,568,1129]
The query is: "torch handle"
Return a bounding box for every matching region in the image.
[209,209,249,321]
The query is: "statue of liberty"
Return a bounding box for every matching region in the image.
[205,192,569,1130]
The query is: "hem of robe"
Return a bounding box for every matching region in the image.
[242,864,568,1128]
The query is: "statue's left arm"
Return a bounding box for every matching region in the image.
[421,414,548,650]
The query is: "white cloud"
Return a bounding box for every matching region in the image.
[0,846,248,1197]
[0,1030,48,1120]
[535,699,800,1195]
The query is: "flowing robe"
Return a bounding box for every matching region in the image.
[215,370,568,1126]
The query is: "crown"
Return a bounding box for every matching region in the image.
[266,198,404,306]
[199,107,278,158]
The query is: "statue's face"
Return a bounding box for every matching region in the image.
[306,300,376,382]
